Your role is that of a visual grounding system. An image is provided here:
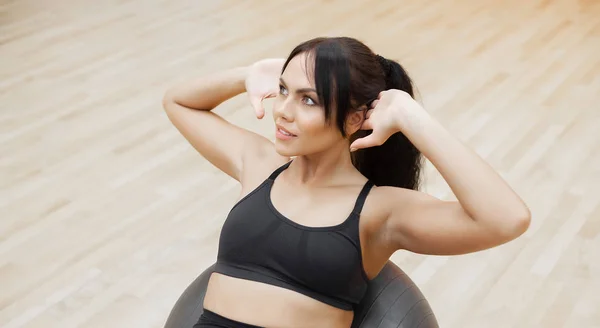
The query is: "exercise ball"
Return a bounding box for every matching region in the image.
[164,261,438,328]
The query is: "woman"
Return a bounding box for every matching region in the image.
[162,37,531,328]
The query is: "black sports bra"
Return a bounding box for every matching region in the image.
[214,161,374,311]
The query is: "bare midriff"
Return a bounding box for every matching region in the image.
[203,273,354,328]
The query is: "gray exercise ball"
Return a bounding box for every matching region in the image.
[164,261,439,328]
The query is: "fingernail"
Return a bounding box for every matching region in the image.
[350,148,356,152]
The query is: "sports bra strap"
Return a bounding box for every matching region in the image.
[268,161,292,180]
[352,180,374,215]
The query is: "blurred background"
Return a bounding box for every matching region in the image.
[1,0,599,327]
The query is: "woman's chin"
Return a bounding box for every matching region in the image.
[274,141,298,157]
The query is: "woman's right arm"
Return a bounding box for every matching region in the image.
[162,65,276,182]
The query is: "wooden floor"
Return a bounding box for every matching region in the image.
[1,0,599,327]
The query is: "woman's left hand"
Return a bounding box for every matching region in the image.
[350,89,426,151]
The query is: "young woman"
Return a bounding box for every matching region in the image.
[162,37,531,328]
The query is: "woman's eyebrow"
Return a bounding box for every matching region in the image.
[279,77,317,94]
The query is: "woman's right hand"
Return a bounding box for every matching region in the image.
[245,58,286,119]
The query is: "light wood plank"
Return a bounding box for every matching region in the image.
[1,0,599,327]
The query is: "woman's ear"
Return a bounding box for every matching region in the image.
[345,110,365,135]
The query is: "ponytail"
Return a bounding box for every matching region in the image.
[351,56,423,190]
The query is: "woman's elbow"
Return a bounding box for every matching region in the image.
[162,89,176,109]
[501,208,532,241]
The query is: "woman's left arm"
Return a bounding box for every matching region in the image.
[351,90,532,255]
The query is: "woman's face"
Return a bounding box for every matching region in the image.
[272,53,351,157]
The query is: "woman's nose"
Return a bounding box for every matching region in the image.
[274,97,294,121]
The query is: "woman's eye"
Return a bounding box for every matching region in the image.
[303,97,316,106]
[279,85,288,96]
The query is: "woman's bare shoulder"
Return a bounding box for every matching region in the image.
[360,186,401,226]
[239,139,290,191]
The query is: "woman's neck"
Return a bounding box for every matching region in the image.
[285,143,358,187]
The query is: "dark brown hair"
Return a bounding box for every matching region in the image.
[282,37,423,190]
